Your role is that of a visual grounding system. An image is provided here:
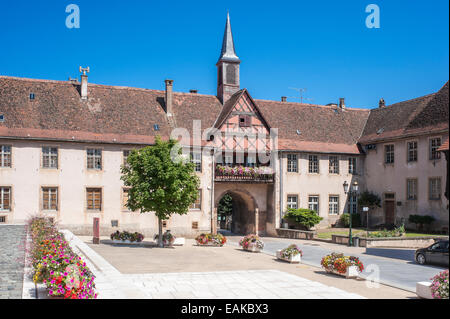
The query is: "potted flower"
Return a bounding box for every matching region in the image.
[110,231,144,244]
[154,230,175,247]
[195,233,227,246]
[431,270,449,299]
[239,234,264,252]
[320,252,364,278]
[276,244,303,263]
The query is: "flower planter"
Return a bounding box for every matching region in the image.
[276,250,301,263]
[111,239,143,245]
[416,282,433,299]
[325,266,360,279]
[243,245,262,253]
[196,242,224,247]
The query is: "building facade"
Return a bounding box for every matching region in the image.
[0,14,448,236]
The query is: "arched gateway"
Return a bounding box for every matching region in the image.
[214,183,274,236]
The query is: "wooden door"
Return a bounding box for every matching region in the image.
[384,201,395,224]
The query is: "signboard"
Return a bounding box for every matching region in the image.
[363,207,369,212]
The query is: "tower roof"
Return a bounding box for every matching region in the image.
[218,12,240,63]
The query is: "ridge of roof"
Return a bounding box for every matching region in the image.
[254,98,370,112]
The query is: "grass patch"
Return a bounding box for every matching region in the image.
[316,229,365,239]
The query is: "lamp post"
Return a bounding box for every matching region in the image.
[343,180,359,247]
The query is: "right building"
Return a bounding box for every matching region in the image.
[359,82,449,231]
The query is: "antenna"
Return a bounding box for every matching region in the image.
[288,87,314,104]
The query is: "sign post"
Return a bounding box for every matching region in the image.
[363,207,369,238]
[93,217,100,244]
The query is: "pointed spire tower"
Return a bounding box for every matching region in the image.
[217,12,241,104]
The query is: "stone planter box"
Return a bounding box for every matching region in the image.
[276,250,301,263]
[243,245,262,253]
[276,228,316,240]
[325,266,360,279]
[111,239,143,245]
[416,281,433,299]
[196,242,224,247]
[173,237,185,246]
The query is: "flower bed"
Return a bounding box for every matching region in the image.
[321,252,364,278]
[195,233,227,246]
[29,217,97,299]
[154,230,176,247]
[431,270,449,299]
[276,244,302,263]
[215,165,274,182]
[110,230,144,243]
[239,234,264,252]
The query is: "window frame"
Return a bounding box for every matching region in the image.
[41,187,59,211]
[406,178,418,201]
[42,146,59,169]
[429,137,442,160]
[0,186,12,211]
[348,157,357,175]
[191,152,202,173]
[428,177,441,200]
[308,195,320,215]
[287,154,298,173]
[406,141,418,163]
[190,189,202,210]
[86,188,102,211]
[328,155,340,174]
[328,195,339,215]
[287,194,299,210]
[385,144,395,164]
[0,145,12,168]
[308,154,319,174]
[86,148,103,170]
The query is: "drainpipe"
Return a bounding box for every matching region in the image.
[279,151,283,228]
[210,147,215,234]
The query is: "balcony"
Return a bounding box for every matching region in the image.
[214,165,274,183]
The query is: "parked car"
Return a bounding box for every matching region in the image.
[415,240,449,266]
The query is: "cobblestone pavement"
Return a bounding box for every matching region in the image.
[0,225,27,299]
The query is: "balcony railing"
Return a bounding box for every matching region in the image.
[215,165,275,183]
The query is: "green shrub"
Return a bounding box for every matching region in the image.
[409,215,435,230]
[339,213,361,228]
[368,225,405,238]
[284,208,323,230]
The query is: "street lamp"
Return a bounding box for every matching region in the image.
[343,180,359,246]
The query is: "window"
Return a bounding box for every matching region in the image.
[287,195,298,209]
[0,187,11,211]
[407,141,417,162]
[86,188,102,210]
[246,155,256,168]
[42,147,58,169]
[191,189,202,210]
[329,196,339,215]
[329,156,339,174]
[0,216,5,223]
[429,178,441,200]
[349,195,358,215]
[308,196,319,214]
[224,155,233,167]
[429,138,442,160]
[192,221,199,230]
[87,149,102,170]
[239,115,251,127]
[123,150,130,166]
[0,145,11,168]
[308,155,319,173]
[122,188,130,210]
[287,154,298,172]
[385,145,394,164]
[191,152,202,172]
[348,157,357,175]
[42,187,58,211]
[407,179,418,200]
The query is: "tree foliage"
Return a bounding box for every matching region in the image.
[357,191,381,209]
[284,208,323,230]
[120,136,200,246]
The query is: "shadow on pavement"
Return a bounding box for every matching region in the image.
[363,247,415,261]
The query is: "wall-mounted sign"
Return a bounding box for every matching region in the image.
[363,207,369,212]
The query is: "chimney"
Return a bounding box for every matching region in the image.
[79,66,90,100]
[165,79,174,115]
[190,89,198,94]
[379,98,385,108]
[281,96,287,102]
[339,98,345,109]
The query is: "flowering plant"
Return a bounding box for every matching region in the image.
[28,217,97,299]
[239,234,264,250]
[216,165,274,177]
[321,252,364,274]
[430,270,449,299]
[111,230,144,242]
[279,244,302,259]
[154,230,175,246]
[195,233,227,246]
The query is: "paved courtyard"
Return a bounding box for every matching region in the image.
[0,225,27,299]
[78,235,415,299]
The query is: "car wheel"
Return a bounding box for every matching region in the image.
[416,253,426,265]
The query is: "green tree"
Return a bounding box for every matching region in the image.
[121,136,200,247]
[357,191,381,209]
[218,194,233,217]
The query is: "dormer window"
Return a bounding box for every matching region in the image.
[0,114,4,122]
[30,93,35,100]
[239,115,251,127]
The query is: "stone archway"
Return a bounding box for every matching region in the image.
[215,188,259,235]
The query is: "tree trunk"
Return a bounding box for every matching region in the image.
[158,217,163,248]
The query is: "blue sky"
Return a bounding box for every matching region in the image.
[0,0,448,108]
